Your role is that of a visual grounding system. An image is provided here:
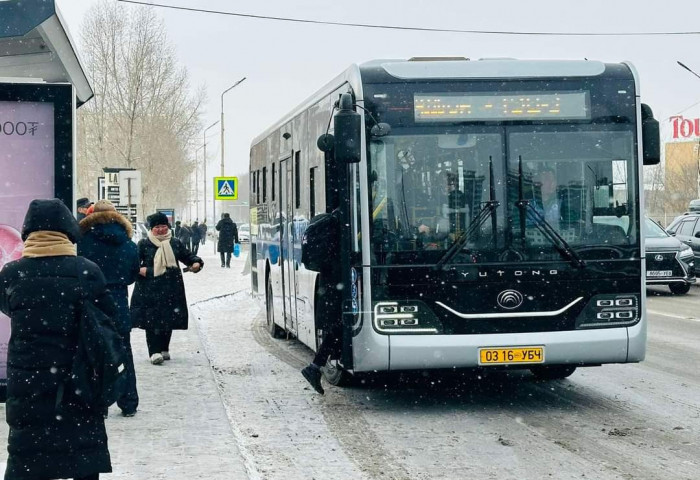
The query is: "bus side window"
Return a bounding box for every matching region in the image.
[295,151,301,209]
[263,166,267,202]
[272,163,276,201]
[310,167,317,218]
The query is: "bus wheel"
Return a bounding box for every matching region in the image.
[669,283,691,295]
[322,360,354,387]
[266,276,285,339]
[530,365,577,380]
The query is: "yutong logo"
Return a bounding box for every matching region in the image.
[456,269,559,278]
[497,290,524,310]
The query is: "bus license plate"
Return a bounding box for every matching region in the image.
[647,270,672,277]
[479,347,544,365]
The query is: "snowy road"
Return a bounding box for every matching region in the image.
[2,248,699,479]
[194,251,700,480]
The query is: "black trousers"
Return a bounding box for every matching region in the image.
[146,329,173,356]
[220,251,231,266]
[312,277,343,367]
[117,329,139,413]
[191,240,199,255]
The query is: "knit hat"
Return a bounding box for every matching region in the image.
[93,199,116,213]
[22,199,81,243]
[147,212,170,229]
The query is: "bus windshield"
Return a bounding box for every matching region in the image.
[368,125,639,266]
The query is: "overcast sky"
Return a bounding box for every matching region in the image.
[56,0,700,179]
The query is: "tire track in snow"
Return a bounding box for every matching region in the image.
[251,314,414,480]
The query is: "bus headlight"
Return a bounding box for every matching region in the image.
[373,301,441,334]
[576,294,640,329]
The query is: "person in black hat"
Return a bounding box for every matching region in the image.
[130,212,203,364]
[0,199,116,480]
[77,197,94,221]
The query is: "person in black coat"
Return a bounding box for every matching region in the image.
[190,221,201,255]
[216,213,238,268]
[78,199,140,417]
[0,199,116,480]
[130,212,203,365]
[199,221,208,245]
[178,223,193,251]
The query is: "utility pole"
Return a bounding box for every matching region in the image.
[203,120,220,223]
[220,77,246,177]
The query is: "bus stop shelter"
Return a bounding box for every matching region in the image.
[1,0,93,104]
[1,0,93,396]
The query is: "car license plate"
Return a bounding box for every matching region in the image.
[478,346,544,365]
[647,270,672,277]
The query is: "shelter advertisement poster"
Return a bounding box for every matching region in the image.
[0,100,56,386]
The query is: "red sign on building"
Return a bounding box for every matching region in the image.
[671,116,700,139]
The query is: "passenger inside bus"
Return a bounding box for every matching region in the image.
[532,166,562,230]
[417,172,469,249]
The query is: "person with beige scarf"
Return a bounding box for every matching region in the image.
[0,199,116,480]
[130,212,203,365]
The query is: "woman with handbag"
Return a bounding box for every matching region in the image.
[130,212,203,365]
[0,199,116,480]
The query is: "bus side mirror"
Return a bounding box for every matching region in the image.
[334,93,362,164]
[641,103,660,166]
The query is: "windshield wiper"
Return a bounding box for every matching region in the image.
[435,157,499,270]
[516,156,586,269]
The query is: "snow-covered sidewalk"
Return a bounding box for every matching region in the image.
[0,247,250,479]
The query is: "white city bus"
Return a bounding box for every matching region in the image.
[249,58,659,384]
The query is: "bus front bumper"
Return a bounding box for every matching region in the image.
[381,323,645,372]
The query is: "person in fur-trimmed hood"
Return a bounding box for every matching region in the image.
[78,199,140,417]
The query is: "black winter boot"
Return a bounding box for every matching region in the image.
[301,364,324,394]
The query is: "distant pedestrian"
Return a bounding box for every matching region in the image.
[191,221,201,255]
[216,212,238,268]
[178,223,193,251]
[130,212,203,365]
[78,199,140,417]
[174,220,182,239]
[0,199,116,480]
[76,197,93,221]
[199,221,208,245]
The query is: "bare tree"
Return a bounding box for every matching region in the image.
[77,0,205,217]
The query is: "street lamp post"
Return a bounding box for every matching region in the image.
[195,144,205,220]
[203,120,220,224]
[221,77,246,177]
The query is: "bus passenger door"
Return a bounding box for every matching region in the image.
[280,157,298,335]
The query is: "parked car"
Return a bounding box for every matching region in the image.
[666,212,700,263]
[646,217,695,294]
[238,223,250,243]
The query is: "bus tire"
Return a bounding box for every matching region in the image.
[669,283,691,295]
[530,365,577,380]
[322,360,354,387]
[266,276,285,339]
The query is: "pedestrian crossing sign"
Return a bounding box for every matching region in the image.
[214,177,238,200]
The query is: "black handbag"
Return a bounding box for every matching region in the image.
[70,258,128,409]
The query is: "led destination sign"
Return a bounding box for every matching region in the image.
[414,92,590,122]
